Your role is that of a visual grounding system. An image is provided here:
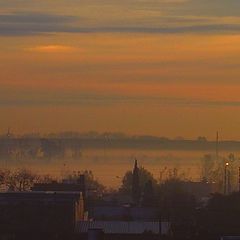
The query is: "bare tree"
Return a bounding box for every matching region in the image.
[201,154,215,182]
[0,168,39,191]
[8,168,39,191]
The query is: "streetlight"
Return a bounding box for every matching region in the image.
[224,162,229,195]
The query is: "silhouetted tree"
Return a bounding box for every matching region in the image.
[141,180,155,207]
[120,167,158,195]
[201,154,215,182]
[40,139,64,160]
[158,179,197,239]
[198,192,240,237]
[64,170,105,193]
[0,168,56,191]
[0,168,39,191]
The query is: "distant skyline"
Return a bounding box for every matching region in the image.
[0,129,236,142]
[0,0,240,139]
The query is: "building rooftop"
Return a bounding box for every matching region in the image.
[0,191,81,203]
[89,206,159,221]
[32,182,85,192]
[76,221,170,235]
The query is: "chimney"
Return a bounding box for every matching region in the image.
[77,174,86,198]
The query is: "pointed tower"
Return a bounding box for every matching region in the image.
[132,159,140,205]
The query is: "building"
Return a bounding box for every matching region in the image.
[32,174,86,198]
[0,191,84,240]
[89,206,159,221]
[75,220,171,240]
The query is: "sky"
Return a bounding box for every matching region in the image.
[0,0,240,140]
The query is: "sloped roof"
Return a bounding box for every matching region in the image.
[90,206,159,221]
[0,191,81,204]
[76,221,170,234]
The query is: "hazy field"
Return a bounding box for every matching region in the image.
[1,147,232,188]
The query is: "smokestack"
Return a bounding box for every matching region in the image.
[77,174,86,198]
[75,192,85,221]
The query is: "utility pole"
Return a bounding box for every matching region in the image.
[6,127,11,169]
[216,131,219,162]
[224,162,229,195]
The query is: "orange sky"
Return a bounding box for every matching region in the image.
[0,1,240,139]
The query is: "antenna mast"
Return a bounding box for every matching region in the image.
[216,131,219,162]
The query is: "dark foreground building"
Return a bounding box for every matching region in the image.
[0,192,84,240]
[89,206,159,221]
[32,174,86,197]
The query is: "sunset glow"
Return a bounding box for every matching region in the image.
[0,0,240,139]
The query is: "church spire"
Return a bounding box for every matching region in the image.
[132,159,140,205]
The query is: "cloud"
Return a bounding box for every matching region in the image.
[0,11,240,36]
[26,45,77,53]
[69,24,240,34]
[178,0,240,17]
[0,12,78,36]
[0,0,240,37]
[0,12,76,23]
[1,87,240,108]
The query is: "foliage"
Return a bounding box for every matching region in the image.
[158,179,196,220]
[201,153,240,193]
[120,166,158,194]
[201,154,215,182]
[64,170,105,192]
[197,192,240,237]
[0,168,39,191]
[83,170,105,192]
[158,179,197,238]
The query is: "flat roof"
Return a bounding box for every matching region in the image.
[0,191,81,202]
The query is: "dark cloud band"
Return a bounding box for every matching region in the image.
[0,10,240,36]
